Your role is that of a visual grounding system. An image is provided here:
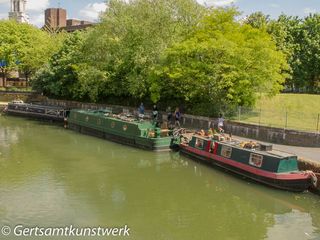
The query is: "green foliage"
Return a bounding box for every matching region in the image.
[32,31,108,102]
[244,11,270,30]
[32,2,289,117]
[151,8,287,115]
[247,12,320,93]
[0,20,59,87]
[33,32,82,97]
[17,23,58,85]
[298,14,320,92]
[83,0,205,99]
[0,20,20,86]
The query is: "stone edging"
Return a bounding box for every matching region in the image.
[44,99,320,147]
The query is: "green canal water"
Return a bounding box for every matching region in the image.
[0,116,320,240]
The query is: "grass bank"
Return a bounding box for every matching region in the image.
[235,94,320,132]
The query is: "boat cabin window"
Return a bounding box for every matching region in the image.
[210,142,216,153]
[221,145,232,158]
[249,153,263,168]
[277,157,298,173]
[195,138,204,149]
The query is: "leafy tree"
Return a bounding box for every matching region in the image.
[247,12,320,93]
[83,0,205,100]
[151,8,288,115]
[16,23,58,86]
[298,14,320,93]
[267,15,302,91]
[32,31,108,102]
[32,31,85,98]
[0,20,20,87]
[245,11,270,30]
[0,20,58,87]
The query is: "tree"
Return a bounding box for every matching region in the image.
[267,15,302,91]
[32,31,108,102]
[245,11,270,30]
[83,0,205,100]
[298,14,320,93]
[32,31,85,98]
[16,23,58,87]
[0,21,20,87]
[151,8,288,115]
[0,20,58,88]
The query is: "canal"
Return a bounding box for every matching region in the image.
[0,116,320,240]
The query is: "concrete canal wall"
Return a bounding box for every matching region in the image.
[224,121,320,148]
[44,99,320,148]
[178,114,320,148]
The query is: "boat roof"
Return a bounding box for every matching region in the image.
[73,109,154,128]
[8,103,66,110]
[222,141,296,159]
[191,134,296,159]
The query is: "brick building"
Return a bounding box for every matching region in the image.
[44,8,94,32]
[45,8,67,28]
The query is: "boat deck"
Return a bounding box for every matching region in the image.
[184,133,296,159]
[6,103,68,121]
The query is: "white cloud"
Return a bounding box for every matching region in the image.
[26,0,49,26]
[197,0,237,7]
[304,7,316,14]
[79,2,107,22]
[26,0,49,13]
[0,12,7,19]
[28,13,44,27]
[0,0,9,3]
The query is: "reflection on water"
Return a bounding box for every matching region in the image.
[266,210,315,240]
[0,116,320,240]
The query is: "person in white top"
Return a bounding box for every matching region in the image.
[218,113,224,133]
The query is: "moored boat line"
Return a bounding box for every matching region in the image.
[5,101,68,121]
[2,102,319,193]
[68,109,173,151]
[178,134,317,192]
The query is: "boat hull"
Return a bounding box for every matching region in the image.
[69,122,171,151]
[180,145,312,192]
[6,103,66,122]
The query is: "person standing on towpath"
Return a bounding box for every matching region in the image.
[217,113,224,133]
[174,107,181,128]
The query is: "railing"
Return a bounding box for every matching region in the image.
[229,107,320,133]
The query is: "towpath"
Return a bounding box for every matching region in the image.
[235,135,320,162]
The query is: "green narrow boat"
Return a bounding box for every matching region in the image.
[68,109,173,151]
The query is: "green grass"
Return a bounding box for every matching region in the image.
[236,94,320,132]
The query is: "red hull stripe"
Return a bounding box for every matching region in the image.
[182,145,310,181]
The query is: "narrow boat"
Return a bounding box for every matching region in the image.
[5,101,68,121]
[179,134,316,192]
[68,109,173,151]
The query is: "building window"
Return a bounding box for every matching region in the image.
[195,138,204,149]
[249,153,263,168]
[221,145,232,158]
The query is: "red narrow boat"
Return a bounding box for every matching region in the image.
[179,134,316,192]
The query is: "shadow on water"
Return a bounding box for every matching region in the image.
[0,115,320,240]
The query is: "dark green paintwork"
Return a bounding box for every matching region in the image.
[68,109,172,150]
[188,136,299,173]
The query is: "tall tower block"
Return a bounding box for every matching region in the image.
[45,8,67,29]
[9,0,29,23]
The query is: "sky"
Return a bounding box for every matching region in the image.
[0,0,320,27]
